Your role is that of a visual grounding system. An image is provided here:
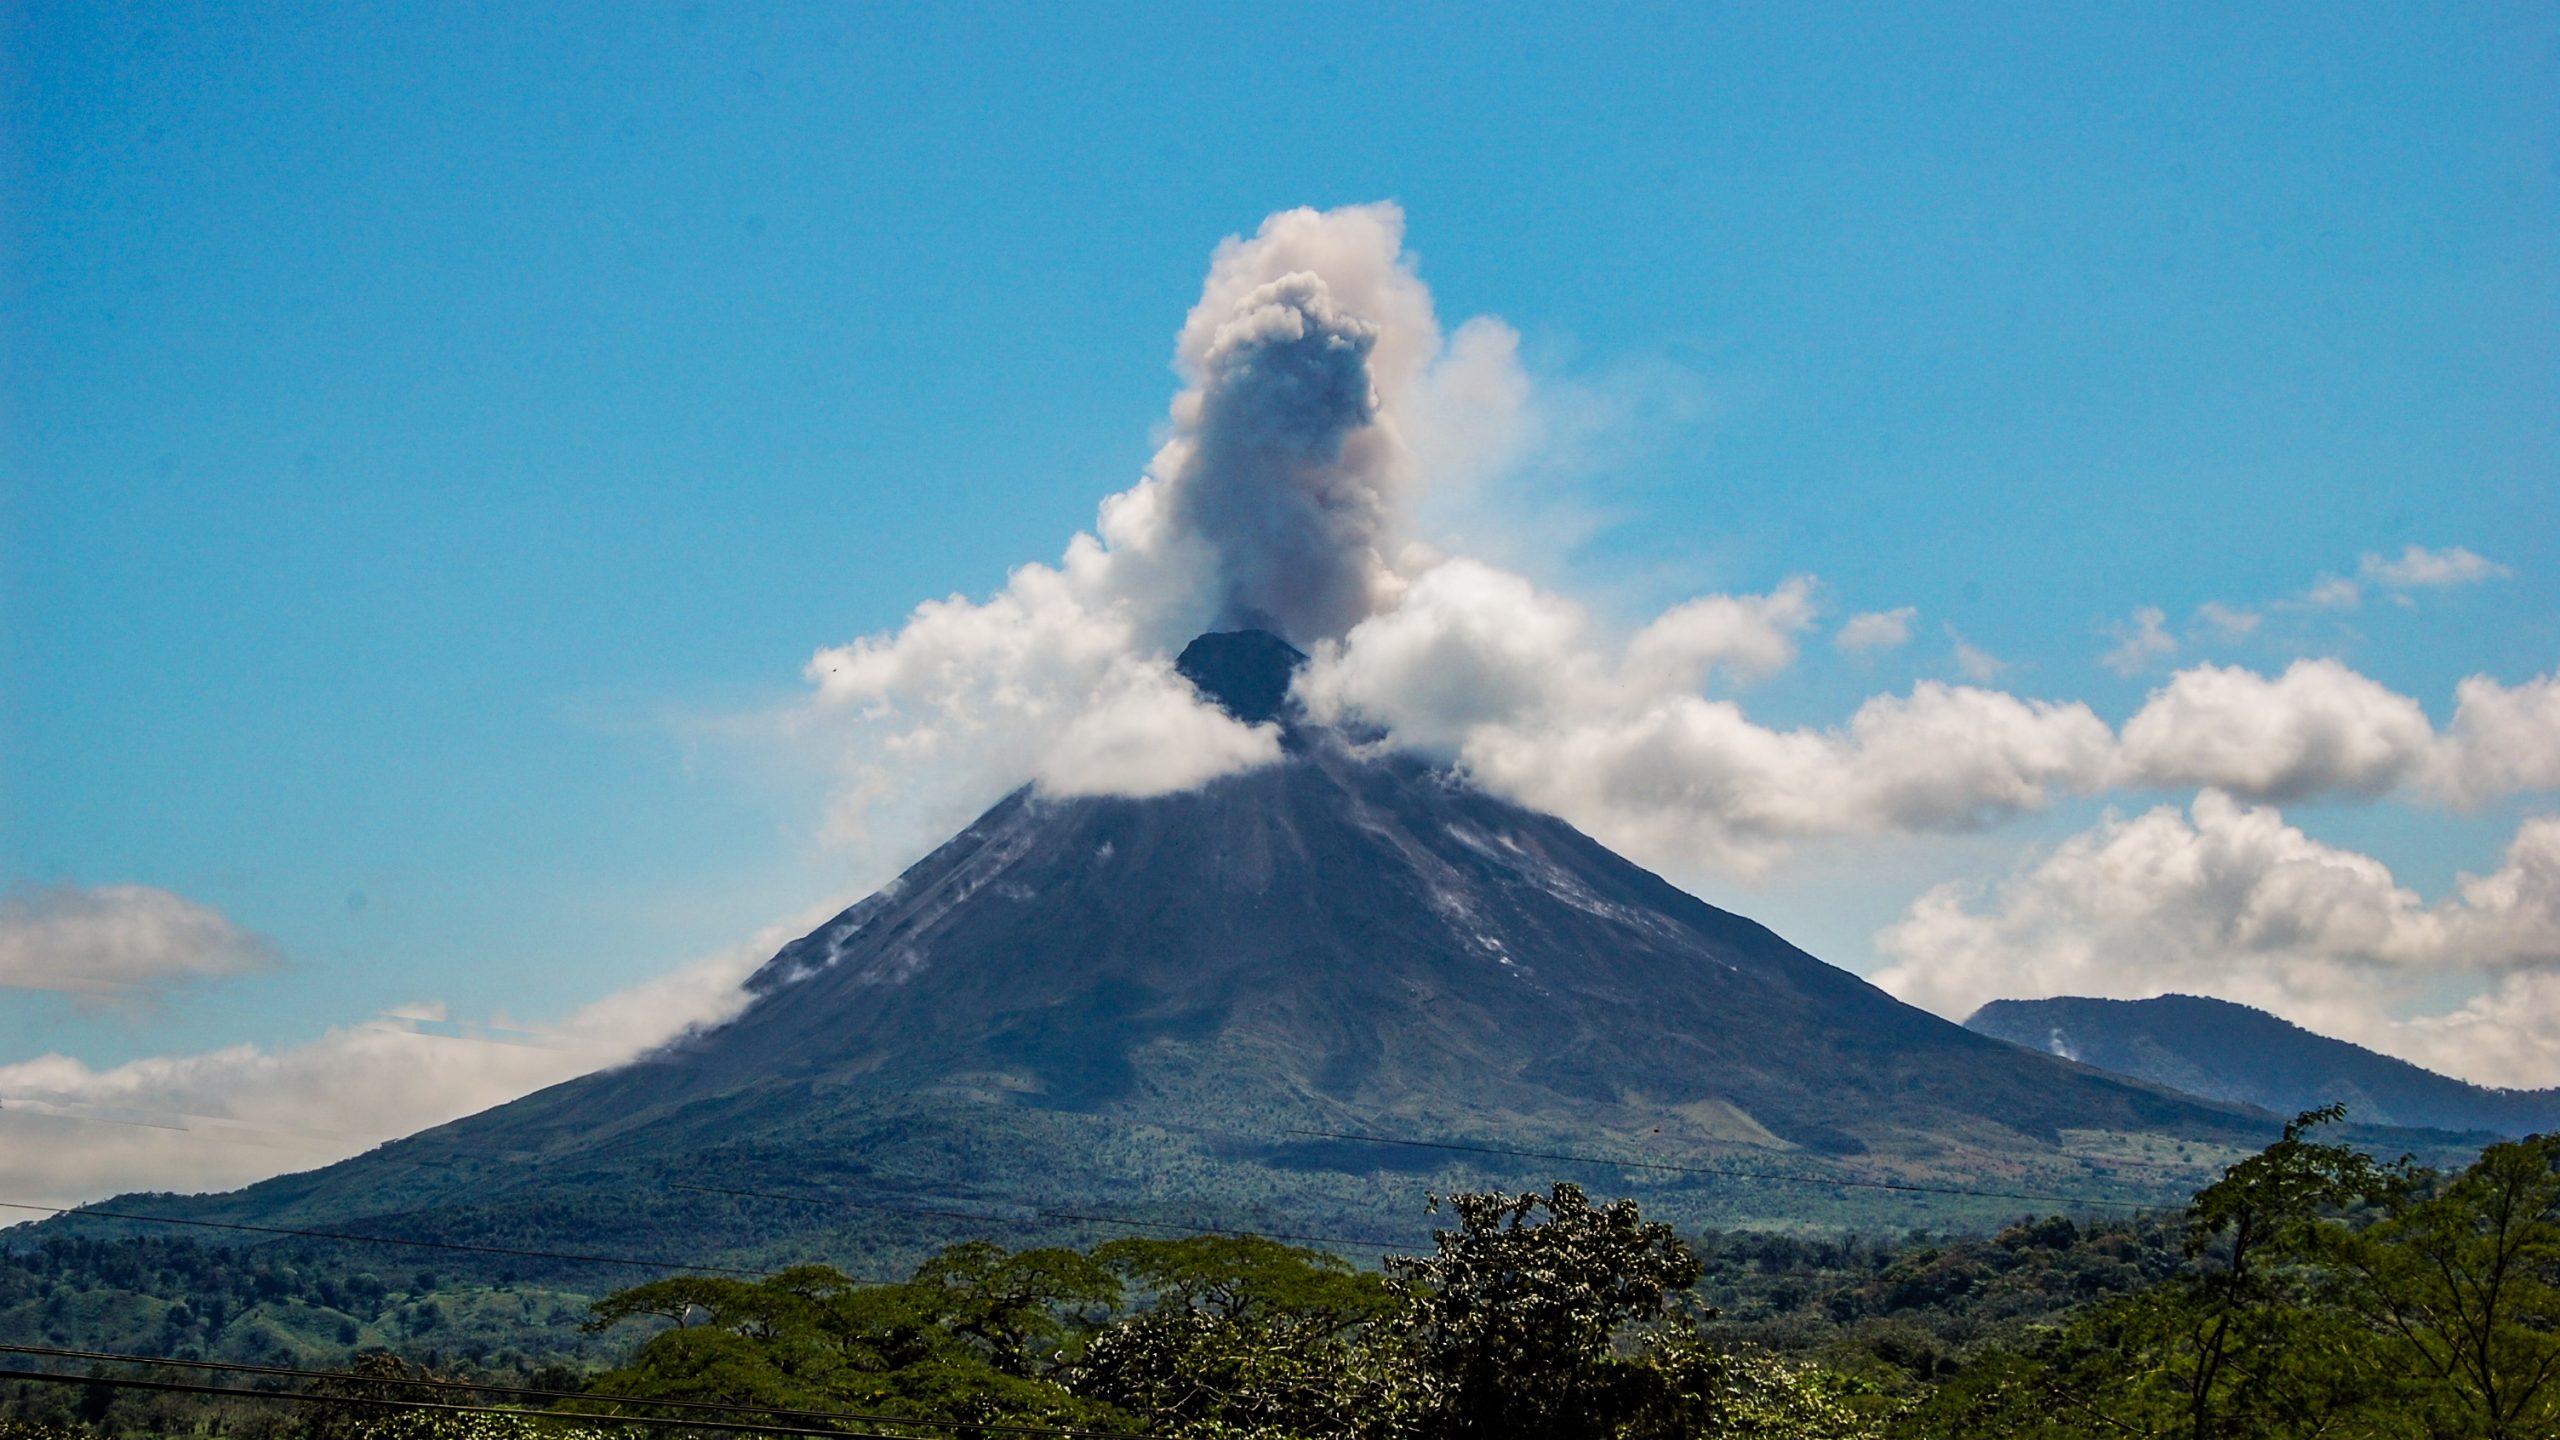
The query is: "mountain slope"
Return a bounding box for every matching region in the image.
[67,635,2290,1271]
[1967,994,2560,1137]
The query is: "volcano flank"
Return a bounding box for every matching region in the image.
[97,633,2280,1267]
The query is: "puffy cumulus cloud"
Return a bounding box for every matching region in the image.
[1461,682,2113,878]
[1299,561,2110,876]
[2441,816,2560,967]
[2116,659,2436,801]
[2099,606,2178,678]
[1821,686,2119,833]
[1621,577,1818,694]
[2361,544,2512,590]
[0,909,826,1208]
[1034,657,1282,799]
[1876,792,2445,1016]
[1834,607,1917,655]
[1295,558,1592,755]
[796,203,1528,851]
[0,885,278,1008]
[1872,795,2560,1087]
[2430,672,2560,808]
[1290,561,1817,756]
[2112,661,2560,810]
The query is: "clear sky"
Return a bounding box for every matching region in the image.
[4,2,2555,1203]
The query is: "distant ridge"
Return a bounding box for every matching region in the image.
[1967,994,2560,1137]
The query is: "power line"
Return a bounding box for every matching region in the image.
[0,1346,1136,1440]
[0,1201,776,1277]
[1278,1128,2160,1211]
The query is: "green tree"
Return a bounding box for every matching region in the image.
[579,1246,1126,1433]
[2322,1133,2560,1439]
[581,1274,778,1333]
[1068,1235,1407,1437]
[906,1240,1120,1377]
[1634,1336,1881,1440]
[1385,1181,1705,1439]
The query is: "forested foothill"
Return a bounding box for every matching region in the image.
[5,1113,2555,1438]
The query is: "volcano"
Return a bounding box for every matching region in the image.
[99,633,2274,1270]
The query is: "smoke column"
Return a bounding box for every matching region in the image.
[1167,272,1393,640]
[1149,204,1438,643]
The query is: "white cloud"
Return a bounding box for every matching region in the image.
[1834,607,1917,655]
[1034,656,1282,799]
[2111,660,2560,810]
[2191,601,2262,642]
[1872,795,2560,1088]
[2203,545,2505,634]
[1295,557,1594,755]
[2431,672,2560,808]
[1947,626,2007,682]
[0,886,278,1008]
[2116,659,2436,801]
[1621,576,1818,693]
[0,909,829,1209]
[1298,561,2111,877]
[2100,606,2178,678]
[2361,544,2512,589]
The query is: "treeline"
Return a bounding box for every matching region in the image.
[0,1235,605,1376]
[0,1207,2171,1386]
[9,1112,2558,1437]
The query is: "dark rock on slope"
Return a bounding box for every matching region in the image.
[1968,994,2560,1137]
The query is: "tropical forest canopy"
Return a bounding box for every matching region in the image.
[6,1113,2558,1439]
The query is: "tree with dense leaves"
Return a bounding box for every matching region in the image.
[578,1250,1124,1432]
[1384,1181,1704,1439]
[2319,1133,2560,1439]
[1067,1234,1408,1437]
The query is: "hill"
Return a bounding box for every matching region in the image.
[1966,993,2560,1137]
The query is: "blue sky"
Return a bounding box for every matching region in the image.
[4,3,2555,1200]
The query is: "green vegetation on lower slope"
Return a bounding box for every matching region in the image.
[91,1083,2275,1292]
[11,1112,2556,1437]
[0,1237,615,1377]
